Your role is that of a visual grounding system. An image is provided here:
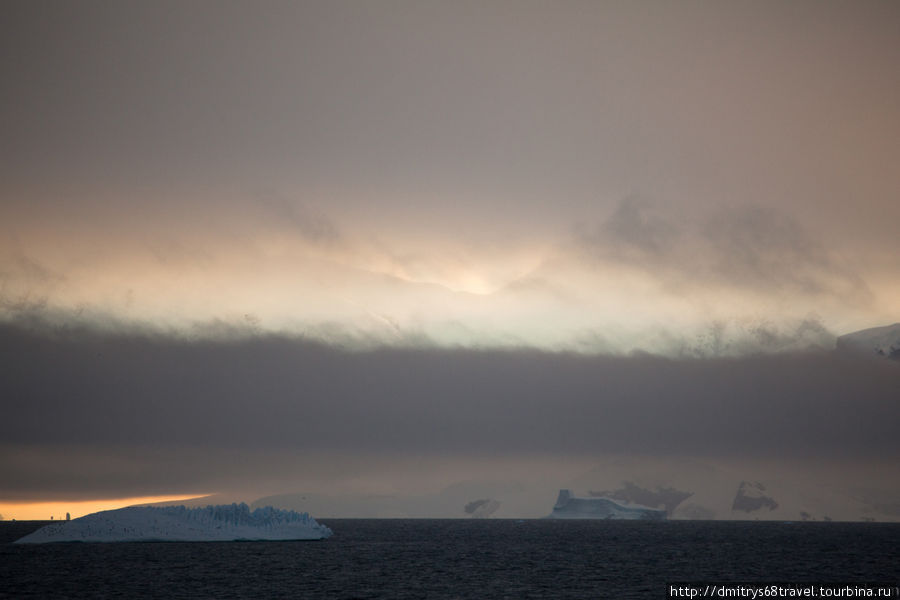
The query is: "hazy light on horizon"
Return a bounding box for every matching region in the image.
[0,494,209,522]
[1,198,893,354]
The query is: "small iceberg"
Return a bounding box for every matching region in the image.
[546,489,666,520]
[15,503,332,543]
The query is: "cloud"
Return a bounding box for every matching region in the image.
[0,250,62,316]
[575,198,872,306]
[701,205,870,299]
[577,196,680,263]
[1,319,896,500]
[677,316,836,358]
[257,192,341,245]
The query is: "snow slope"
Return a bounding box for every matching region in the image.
[836,323,900,360]
[14,503,332,543]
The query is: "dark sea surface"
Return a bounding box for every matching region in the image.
[1,519,898,599]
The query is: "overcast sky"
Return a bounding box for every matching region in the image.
[1,1,898,510]
[3,0,899,348]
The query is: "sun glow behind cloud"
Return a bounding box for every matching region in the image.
[1,198,894,356]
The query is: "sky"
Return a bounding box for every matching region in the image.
[1,1,899,519]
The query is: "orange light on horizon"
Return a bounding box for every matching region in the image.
[0,494,209,521]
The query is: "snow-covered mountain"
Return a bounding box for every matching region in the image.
[15,503,332,543]
[836,323,900,360]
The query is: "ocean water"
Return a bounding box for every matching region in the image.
[2,519,897,599]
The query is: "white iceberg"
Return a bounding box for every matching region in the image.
[546,489,666,520]
[14,503,332,543]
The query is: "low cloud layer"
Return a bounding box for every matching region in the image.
[2,320,897,501]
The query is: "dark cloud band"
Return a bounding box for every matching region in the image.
[2,320,897,499]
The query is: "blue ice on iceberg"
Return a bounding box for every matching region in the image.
[546,489,666,520]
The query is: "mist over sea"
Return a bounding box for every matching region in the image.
[3,519,897,599]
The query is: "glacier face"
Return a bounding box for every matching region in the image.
[14,503,332,543]
[546,489,666,520]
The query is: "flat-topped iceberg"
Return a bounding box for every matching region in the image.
[15,503,332,543]
[546,489,666,520]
